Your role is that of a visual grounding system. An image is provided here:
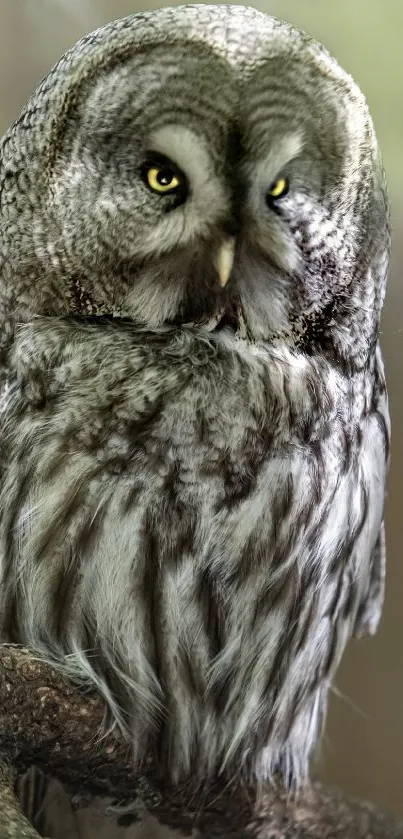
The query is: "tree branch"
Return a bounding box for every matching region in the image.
[0,644,402,839]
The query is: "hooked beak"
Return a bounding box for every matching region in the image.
[214,237,235,288]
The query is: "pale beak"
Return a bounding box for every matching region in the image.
[215,237,235,288]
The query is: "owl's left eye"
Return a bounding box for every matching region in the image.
[266,176,289,208]
[141,155,187,199]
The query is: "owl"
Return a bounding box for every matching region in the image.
[0,4,390,790]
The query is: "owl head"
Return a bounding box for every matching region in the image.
[0,5,389,367]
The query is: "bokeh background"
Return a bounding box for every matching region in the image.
[1,0,402,818]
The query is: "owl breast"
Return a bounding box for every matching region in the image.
[0,318,387,782]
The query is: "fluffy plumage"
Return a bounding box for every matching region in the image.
[0,4,390,787]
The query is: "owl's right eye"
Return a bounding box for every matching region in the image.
[141,154,188,202]
[146,166,180,193]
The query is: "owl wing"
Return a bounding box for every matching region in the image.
[353,521,386,638]
[353,344,389,639]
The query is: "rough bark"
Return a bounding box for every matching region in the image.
[0,643,402,839]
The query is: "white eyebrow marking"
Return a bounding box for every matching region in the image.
[244,132,305,188]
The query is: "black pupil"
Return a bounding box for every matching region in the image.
[157,169,174,186]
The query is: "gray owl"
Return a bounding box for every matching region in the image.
[0,4,390,790]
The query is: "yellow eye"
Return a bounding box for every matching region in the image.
[267,177,289,200]
[146,166,181,194]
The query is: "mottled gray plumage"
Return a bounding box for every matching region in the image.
[0,3,390,792]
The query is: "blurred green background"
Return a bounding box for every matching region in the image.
[1,0,402,818]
